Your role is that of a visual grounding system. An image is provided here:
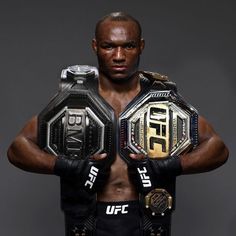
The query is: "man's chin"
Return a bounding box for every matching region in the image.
[99,69,138,84]
[108,71,138,83]
[109,75,132,84]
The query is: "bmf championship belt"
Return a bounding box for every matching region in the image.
[119,71,198,216]
[38,65,115,166]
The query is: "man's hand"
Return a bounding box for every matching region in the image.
[54,153,110,193]
[128,153,182,193]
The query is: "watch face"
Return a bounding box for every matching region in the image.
[119,90,198,161]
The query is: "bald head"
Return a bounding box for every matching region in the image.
[95,12,142,40]
[92,12,145,82]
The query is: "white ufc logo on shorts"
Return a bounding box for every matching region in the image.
[106,205,129,215]
[137,166,152,187]
[84,166,99,189]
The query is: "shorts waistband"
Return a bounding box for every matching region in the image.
[96,200,140,217]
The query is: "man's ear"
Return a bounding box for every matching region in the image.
[92,39,97,53]
[140,38,145,54]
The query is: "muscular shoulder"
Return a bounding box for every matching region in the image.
[19,116,38,142]
[198,115,219,142]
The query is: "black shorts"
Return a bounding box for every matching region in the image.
[96,200,141,236]
[65,200,171,236]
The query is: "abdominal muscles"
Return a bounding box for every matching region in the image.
[97,154,138,202]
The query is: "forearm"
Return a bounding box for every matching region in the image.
[7,135,56,174]
[180,135,229,174]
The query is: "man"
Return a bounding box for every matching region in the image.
[7,12,229,236]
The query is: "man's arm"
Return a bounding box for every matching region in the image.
[180,115,229,174]
[7,116,56,174]
[127,115,229,193]
[129,115,229,179]
[7,115,110,192]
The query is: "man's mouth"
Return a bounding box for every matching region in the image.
[112,65,127,71]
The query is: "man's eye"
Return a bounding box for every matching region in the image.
[125,44,135,49]
[102,45,113,49]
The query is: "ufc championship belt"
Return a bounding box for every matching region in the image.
[119,71,198,216]
[38,65,115,166]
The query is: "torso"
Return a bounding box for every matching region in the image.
[97,85,140,201]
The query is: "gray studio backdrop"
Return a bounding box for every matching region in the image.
[0,1,235,235]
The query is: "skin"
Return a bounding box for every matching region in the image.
[7,19,229,202]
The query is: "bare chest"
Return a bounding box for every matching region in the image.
[103,93,134,117]
[97,92,139,200]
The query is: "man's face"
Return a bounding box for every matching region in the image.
[92,20,145,82]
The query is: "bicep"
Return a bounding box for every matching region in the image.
[198,115,218,143]
[18,116,38,143]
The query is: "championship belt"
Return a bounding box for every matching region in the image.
[38,65,115,166]
[119,72,198,162]
[119,71,198,216]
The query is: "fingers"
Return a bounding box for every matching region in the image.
[90,153,107,161]
[91,152,146,161]
[129,153,146,160]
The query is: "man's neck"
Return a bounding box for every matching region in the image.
[98,71,142,116]
[98,72,140,94]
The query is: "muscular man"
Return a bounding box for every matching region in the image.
[7,12,229,236]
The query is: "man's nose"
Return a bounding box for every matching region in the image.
[113,47,125,62]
